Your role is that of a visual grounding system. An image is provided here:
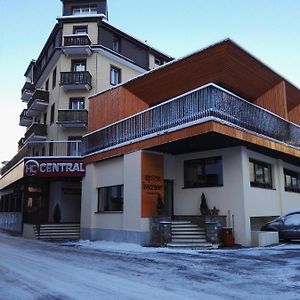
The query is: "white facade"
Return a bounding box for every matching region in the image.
[82,146,300,246]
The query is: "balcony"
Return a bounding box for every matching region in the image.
[62,34,92,56]
[24,123,47,143]
[60,71,92,91]
[27,89,49,117]
[83,83,300,156]
[1,140,83,176]
[21,82,35,102]
[57,109,88,128]
[19,109,33,127]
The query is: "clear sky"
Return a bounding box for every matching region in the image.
[0,0,299,164]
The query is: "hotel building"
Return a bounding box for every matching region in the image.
[0,0,172,239]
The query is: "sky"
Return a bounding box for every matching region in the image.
[0,0,299,163]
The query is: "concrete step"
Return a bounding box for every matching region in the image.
[172,234,206,239]
[172,238,208,243]
[171,224,200,228]
[167,242,213,248]
[172,228,205,234]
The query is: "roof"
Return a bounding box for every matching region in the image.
[89,39,300,110]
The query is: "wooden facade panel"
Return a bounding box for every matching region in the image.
[88,86,149,132]
[288,104,300,125]
[84,121,300,165]
[254,81,288,119]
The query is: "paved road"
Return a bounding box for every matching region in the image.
[0,233,300,300]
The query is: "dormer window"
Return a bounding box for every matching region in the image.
[112,37,121,52]
[72,6,97,16]
[155,57,163,66]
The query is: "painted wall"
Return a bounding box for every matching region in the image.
[81,151,150,244]
[63,22,99,45]
[164,147,247,245]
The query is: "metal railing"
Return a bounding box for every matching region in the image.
[64,34,91,46]
[1,140,82,176]
[83,84,300,156]
[60,71,92,86]
[24,123,47,142]
[27,89,49,109]
[57,109,88,125]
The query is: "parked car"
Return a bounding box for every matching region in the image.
[261,211,300,241]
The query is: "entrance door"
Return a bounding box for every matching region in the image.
[164,180,174,219]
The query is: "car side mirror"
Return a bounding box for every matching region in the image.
[280,218,285,223]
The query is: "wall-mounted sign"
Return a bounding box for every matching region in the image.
[24,159,85,177]
[141,152,164,217]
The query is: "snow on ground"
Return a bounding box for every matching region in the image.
[0,232,300,300]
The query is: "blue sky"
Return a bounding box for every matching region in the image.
[0,0,300,163]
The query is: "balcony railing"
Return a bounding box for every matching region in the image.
[24,123,47,143]
[19,109,33,127]
[27,89,49,117]
[64,34,91,46]
[83,83,300,156]
[1,141,83,176]
[62,35,92,57]
[60,71,92,91]
[21,82,35,102]
[57,109,88,128]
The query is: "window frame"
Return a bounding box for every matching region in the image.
[73,26,88,35]
[184,156,223,188]
[97,185,124,213]
[71,59,86,72]
[249,159,273,189]
[69,97,85,110]
[52,67,57,89]
[112,36,121,52]
[110,66,121,86]
[50,103,55,125]
[72,6,97,16]
[284,168,300,193]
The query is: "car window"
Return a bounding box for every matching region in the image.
[284,214,300,226]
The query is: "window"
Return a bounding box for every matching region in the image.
[43,112,47,124]
[112,36,121,52]
[284,169,300,193]
[52,68,57,89]
[73,26,88,35]
[154,56,163,66]
[50,103,55,124]
[45,79,49,91]
[69,98,85,110]
[110,66,121,86]
[72,6,97,16]
[97,185,124,212]
[284,213,300,226]
[68,136,82,156]
[249,159,273,189]
[184,157,223,188]
[72,60,86,72]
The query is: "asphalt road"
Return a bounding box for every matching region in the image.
[0,233,300,300]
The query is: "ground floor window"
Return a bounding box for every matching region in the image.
[249,159,273,189]
[284,169,300,193]
[184,156,223,188]
[97,185,124,212]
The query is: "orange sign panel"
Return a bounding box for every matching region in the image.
[141,152,164,217]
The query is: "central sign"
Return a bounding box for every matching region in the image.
[24,159,85,177]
